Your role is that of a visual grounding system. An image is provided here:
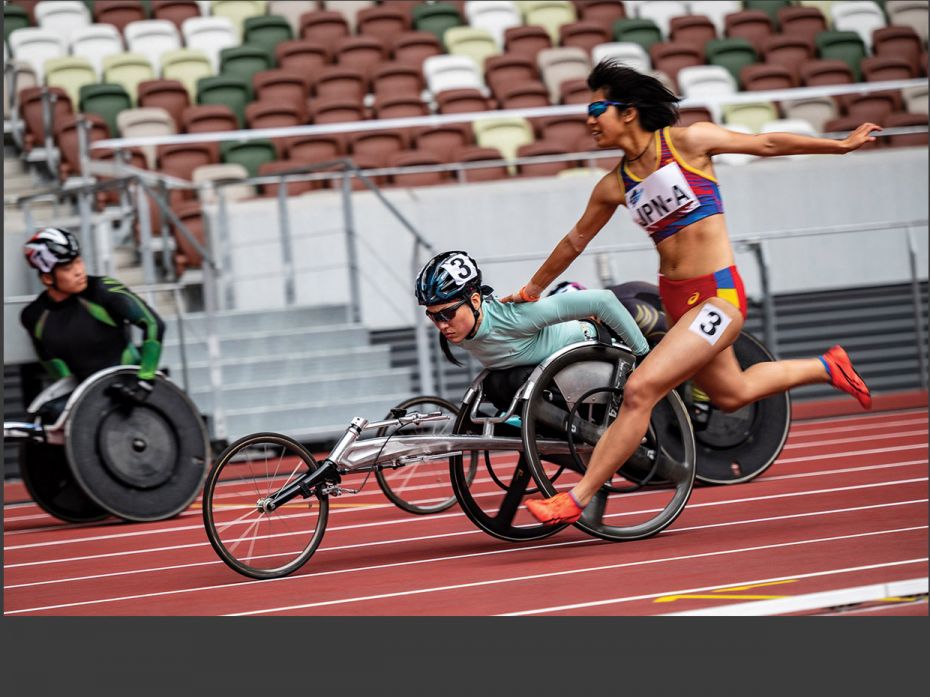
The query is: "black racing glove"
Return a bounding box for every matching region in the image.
[108,377,155,405]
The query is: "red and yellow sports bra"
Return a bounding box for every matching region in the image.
[618,127,724,245]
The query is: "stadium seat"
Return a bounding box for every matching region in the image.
[776,6,828,43]
[741,63,797,90]
[116,107,176,167]
[329,35,382,86]
[668,15,717,48]
[636,1,687,38]
[240,15,291,55]
[473,116,534,167]
[347,129,405,167]
[182,16,238,71]
[502,28,552,68]
[19,85,72,149]
[196,75,250,126]
[157,143,214,175]
[724,10,774,53]
[537,46,590,103]
[612,18,661,52]
[35,1,90,43]
[760,34,815,84]
[722,101,779,132]
[521,1,577,44]
[311,66,366,101]
[151,1,202,31]
[210,0,266,40]
[861,56,916,82]
[412,2,463,46]
[275,40,328,87]
[830,1,885,50]
[357,5,411,46]
[386,150,451,188]
[284,134,342,163]
[871,26,923,76]
[781,95,837,132]
[902,84,928,114]
[4,61,38,122]
[43,57,96,107]
[574,0,626,26]
[138,80,191,130]
[263,1,312,35]
[181,103,238,151]
[591,41,651,72]
[445,26,501,70]
[744,0,792,27]
[167,199,206,276]
[414,124,473,161]
[535,113,591,148]
[220,138,276,177]
[883,111,929,146]
[465,1,521,47]
[705,38,757,88]
[4,4,31,43]
[192,162,254,204]
[219,45,273,92]
[246,100,303,129]
[253,69,308,118]
[55,112,109,179]
[8,27,66,80]
[677,65,737,107]
[436,87,492,113]
[92,1,147,33]
[517,140,575,178]
[372,94,429,146]
[561,21,612,55]
[485,54,539,99]
[124,20,181,73]
[69,24,124,79]
[797,1,836,20]
[103,53,155,104]
[423,54,484,95]
[815,30,866,81]
[676,105,714,126]
[324,1,375,32]
[884,0,928,43]
[299,10,351,56]
[160,48,214,101]
[799,58,855,86]
[455,145,509,181]
[682,2,738,36]
[308,96,365,142]
[649,42,704,91]
[498,81,550,108]
[258,159,323,197]
[78,82,132,136]
[371,62,425,99]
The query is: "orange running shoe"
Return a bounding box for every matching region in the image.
[525,492,584,526]
[821,344,872,409]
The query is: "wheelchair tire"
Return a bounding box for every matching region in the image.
[19,441,110,524]
[690,331,791,485]
[375,395,476,515]
[448,388,567,542]
[203,432,329,579]
[522,344,696,542]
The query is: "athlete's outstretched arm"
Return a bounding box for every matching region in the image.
[97,277,166,380]
[682,120,881,158]
[501,170,623,303]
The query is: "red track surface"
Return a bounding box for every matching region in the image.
[4,392,927,616]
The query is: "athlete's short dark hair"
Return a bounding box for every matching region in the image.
[587,59,680,131]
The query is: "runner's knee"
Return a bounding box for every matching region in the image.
[623,371,663,412]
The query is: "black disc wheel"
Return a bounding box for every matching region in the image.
[203,433,329,579]
[449,388,566,542]
[689,331,791,484]
[522,344,696,542]
[375,396,476,515]
[19,441,110,524]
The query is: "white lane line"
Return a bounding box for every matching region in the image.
[498,558,929,617]
[782,431,926,450]
[6,475,927,564]
[787,417,927,438]
[793,407,926,426]
[662,577,929,616]
[774,444,926,464]
[6,525,927,616]
[758,459,927,483]
[6,498,925,590]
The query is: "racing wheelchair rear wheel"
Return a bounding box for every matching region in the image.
[521,343,696,542]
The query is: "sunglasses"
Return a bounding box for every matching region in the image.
[425,298,469,323]
[587,100,630,118]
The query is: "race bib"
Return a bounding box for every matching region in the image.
[688,303,732,346]
[440,253,478,284]
[625,162,700,233]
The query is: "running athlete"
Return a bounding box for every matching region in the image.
[20,227,166,418]
[499,60,878,526]
[415,251,649,374]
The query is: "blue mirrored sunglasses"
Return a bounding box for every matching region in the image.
[425,298,468,323]
[587,100,629,118]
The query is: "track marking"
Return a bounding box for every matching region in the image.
[5,525,926,615]
[782,430,927,450]
[787,417,926,438]
[654,579,800,603]
[7,499,925,590]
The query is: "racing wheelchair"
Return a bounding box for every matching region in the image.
[202,337,697,579]
[4,366,211,523]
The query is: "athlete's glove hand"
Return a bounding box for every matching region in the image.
[108,377,154,405]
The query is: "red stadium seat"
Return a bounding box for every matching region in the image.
[259,159,323,197]
[357,5,411,46]
[371,62,424,99]
[740,63,797,91]
[799,59,855,87]
[724,10,774,53]
[871,26,923,76]
[151,1,202,31]
[669,15,717,48]
[883,111,929,147]
[860,56,916,82]
[391,31,443,69]
[137,79,191,129]
[387,150,452,187]
[299,10,350,56]
[760,35,815,84]
[516,141,575,178]
[503,25,553,62]
[455,145,509,182]
[413,124,473,162]
[776,6,827,44]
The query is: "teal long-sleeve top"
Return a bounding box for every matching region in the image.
[460,289,649,369]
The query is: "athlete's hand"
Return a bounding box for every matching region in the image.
[841,122,881,153]
[108,377,154,405]
[500,286,541,304]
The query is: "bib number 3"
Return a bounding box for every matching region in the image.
[688,303,732,346]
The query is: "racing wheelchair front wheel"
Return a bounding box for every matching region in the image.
[521,344,697,542]
[375,395,477,515]
[203,433,329,579]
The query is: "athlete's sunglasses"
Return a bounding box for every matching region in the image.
[587,100,630,118]
[425,298,468,323]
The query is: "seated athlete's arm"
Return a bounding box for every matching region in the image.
[681,120,882,158]
[96,277,166,380]
[20,303,72,379]
[522,290,650,356]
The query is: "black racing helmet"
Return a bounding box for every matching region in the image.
[24,227,81,273]
[415,251,491,306]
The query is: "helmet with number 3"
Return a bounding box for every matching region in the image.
[415,251,484,306]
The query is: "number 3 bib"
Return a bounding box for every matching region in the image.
[625,162,700,233]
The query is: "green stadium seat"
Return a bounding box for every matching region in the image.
[79,83,132,137]
[243,15,293,55]
[744,0,793,28]
[220,139,276,177]
[815,30,867,81]
[197,75,251,127]
[4,5,31,43]
[219,45,273,96]
[705,37,758,87]
[613,18,662,53]
[412,3,463,47]
[211,0,268,40]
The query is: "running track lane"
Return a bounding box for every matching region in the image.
[4,394,927,616]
